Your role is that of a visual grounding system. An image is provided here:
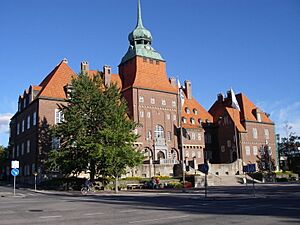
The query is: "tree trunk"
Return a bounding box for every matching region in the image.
[115,176,119,194]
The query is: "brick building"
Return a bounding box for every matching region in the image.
[5,0,277,181]
[207,90,276,167]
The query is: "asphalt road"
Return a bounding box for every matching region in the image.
[0,183,299,225]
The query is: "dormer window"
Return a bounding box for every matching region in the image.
[193,108,198,115]
[185,107,190,114]
[190,118,195,125]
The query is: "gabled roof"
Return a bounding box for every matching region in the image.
[182,93,213,129]
[225,107,246,132]
[209,92,274,132]
[236,93,273,123]
[38,60,76,99]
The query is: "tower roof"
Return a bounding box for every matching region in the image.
[121,0,163,64]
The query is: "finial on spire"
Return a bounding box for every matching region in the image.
[137,0,144,28]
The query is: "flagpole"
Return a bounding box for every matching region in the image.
[177,79,185,186]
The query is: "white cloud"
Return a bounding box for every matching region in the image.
[0,113,12,134]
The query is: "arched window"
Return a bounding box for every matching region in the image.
[193,108,198,115]
[185,107,190,114]
[190,118,195,125]
[154,125,165,139]
[157,151,165,160]
[182,117,187,123]
[198,118,202,124]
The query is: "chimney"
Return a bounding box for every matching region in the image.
[226,90,232,99]
[103,65,111,86]
[184,80,192,99]
[217,93,224,102]
[81,61,89,74]
[62,58,68,64]
[169,77,177,87]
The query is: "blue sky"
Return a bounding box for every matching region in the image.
[0,0,299,146]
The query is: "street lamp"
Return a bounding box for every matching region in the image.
[33,172,38,191]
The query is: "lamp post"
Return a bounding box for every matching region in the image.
[33,172,38,191]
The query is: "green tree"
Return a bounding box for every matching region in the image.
[0,145,8,164]
[94,85,143,192]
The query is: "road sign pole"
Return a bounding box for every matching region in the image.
[204,173,207,198]
[13,176,16,196]
[253,176,255,198]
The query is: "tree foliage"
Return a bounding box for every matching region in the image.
[47,72,143,185]
[0,145,8,164]
[256,144,275,172]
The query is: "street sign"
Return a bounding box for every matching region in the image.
[11,160,19,169]
[199,163,209,174]
[243,164,256,173]
[11,168,19,177]
[248,164,256,173]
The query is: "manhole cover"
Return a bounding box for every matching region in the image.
[28,209,44,212]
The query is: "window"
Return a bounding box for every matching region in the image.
[198,118,202,125]
[149,59,154,64]
[252,128,258,139]
[12,146,15,158]
[21,143,24,155]
[172,101,176,107]
[193,108,198,115]
[139,96,144,103]
[166,114,170,120]
[55,109,64,124]
[143,57,147,62]
[156,60,159,65]
[140,111,144,118]
[134,129,138,135]
[147,130,152,140]
[264,129,269,139]
[197,133,201,140]
[27,115,30,129]
[161,99,166,106]
[26,140,30,153]
[150,98,155,104]
[33,112,37,126]
[205,134,212,144]
[221,145,225,152]
[22,120,25,132]
[167,131,171,141]
[245,146,251,155]
[257,113,261,122]
[147,112,151,118]
[227,140,231,148]
[192,151,196,158]
[52,137,61,150]
[185,107,190,114]
[191,133,196,140]
[253,146,258,155]
[268,147,272,155]
[16,145,19,157]
[17,123,20,135]
[32,163,36,174]
[190,118,195,125]
[182,117,187,123]
[154,125,165,139]
[173,115,176,121]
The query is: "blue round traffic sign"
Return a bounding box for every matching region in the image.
[11,168,19,177]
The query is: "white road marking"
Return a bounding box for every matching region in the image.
[129,215,189,224]
[182,204,196,207]
[40,215,62,219]
[120,209,138,213]
[84,212,104,216]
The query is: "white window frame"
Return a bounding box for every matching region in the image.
[147,112,151,118]
[252,128,258,139]
[17,123,20,135]
[22,120,25,132]
[161,99,166,106]
[172,101,176,107]
[27,115,30,129]
[264,129,269,139]
[140,111,144,118]
[253,146,258,155]
[26,140,30,153]
[166,114,170,120]
[150,98,155,104]
[55,109,64,124]
[139,96,144,103]
[33,112,37,126]
[21,142,24,155]
[245,146,251,156]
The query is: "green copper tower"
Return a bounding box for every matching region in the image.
[121,0,164,64]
